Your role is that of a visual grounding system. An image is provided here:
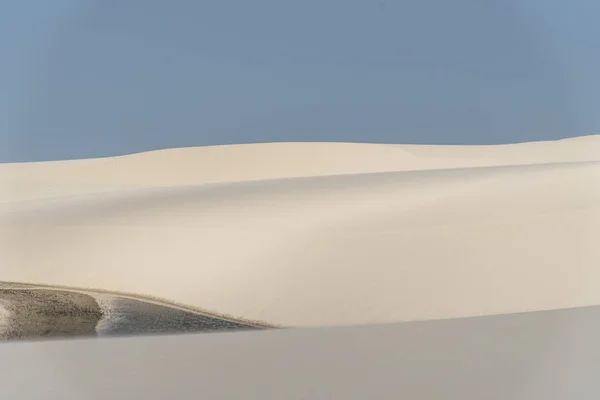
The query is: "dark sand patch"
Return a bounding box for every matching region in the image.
[1,284,264,342]
[97,297,259,336]
[0,289,102,341]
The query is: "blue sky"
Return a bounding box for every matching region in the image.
[2,0,599,161]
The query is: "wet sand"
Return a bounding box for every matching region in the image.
[0,284,262,342]
[0,289,102,341]
[95,297,261,336]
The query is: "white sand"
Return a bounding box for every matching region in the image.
[1,135,599,327]
[2,135,599,203]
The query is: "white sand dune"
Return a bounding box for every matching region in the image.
[1,135,599,327]
[1,135,599,202]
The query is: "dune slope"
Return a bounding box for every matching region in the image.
[1,135,599,327]
[1,134,599,202]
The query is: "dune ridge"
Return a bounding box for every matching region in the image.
[1,135,599,327]
[1,134,598,203]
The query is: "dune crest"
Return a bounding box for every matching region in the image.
[1,136,599,327]
[1,135,599,203]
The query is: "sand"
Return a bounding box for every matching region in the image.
[2,305,600,399]
[0,288,102,340]
[2,135,599,203]
[0,283,261,341]
[0,135,599,327]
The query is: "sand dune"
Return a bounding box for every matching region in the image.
[0,135,599,328]
[1,134,598,202]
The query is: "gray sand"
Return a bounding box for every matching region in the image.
[0,285,262,342]
[98,297,259,336]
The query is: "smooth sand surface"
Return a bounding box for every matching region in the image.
[2,135,599,202]
[2,305,600,399]
[1,135,599,327]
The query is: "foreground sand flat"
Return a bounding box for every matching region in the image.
[1,135,599,327]
[3,305,600,399]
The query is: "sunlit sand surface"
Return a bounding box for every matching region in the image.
[1,135,599,338]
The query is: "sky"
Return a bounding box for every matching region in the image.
[1,0,599,162]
